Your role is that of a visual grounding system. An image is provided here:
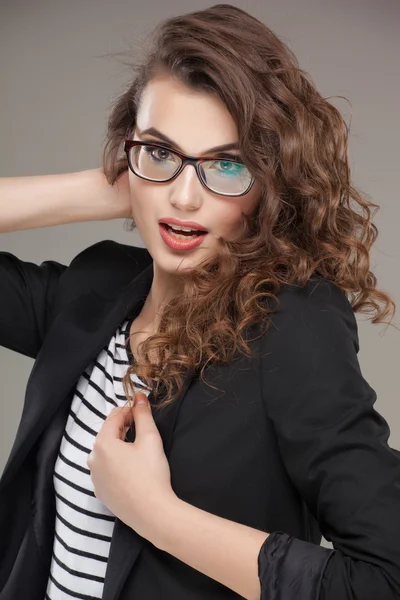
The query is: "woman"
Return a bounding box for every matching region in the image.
[0,4,399,600]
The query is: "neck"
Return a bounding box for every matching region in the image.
[140,261,183,330]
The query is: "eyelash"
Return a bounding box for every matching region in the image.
[143,141,242,163]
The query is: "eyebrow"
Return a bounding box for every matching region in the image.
[135,126,241,157]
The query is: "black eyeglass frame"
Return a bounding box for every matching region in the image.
[123,140,255,197]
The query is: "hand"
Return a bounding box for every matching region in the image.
[109,169,133,219]
[87,394,177,542]
[96,167,133,220]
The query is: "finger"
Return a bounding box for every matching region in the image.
[99,406,134,440]
[132,394,159,437]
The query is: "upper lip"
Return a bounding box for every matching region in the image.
[159,218,208,232]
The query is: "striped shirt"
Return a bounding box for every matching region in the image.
[45,316,151,600]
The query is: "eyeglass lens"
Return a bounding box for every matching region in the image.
[129,144,253,195]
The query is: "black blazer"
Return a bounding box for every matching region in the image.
[0,239,399,600]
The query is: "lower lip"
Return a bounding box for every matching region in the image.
[159,223,208,251]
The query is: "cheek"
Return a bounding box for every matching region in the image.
[128,173,141,203]
[219,193,260,238]
[214,207,246,240]
[219,195,257,229]
[128,176,152,221]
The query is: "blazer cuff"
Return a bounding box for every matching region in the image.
[258,531,334,600]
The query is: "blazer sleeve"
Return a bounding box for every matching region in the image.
[0,250,67,358]
[257,278,400,600]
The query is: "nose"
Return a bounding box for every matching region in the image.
[169,163,203,210]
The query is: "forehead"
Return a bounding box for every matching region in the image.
[135,75,239,156]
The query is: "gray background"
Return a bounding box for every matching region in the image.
[0,0,399,551]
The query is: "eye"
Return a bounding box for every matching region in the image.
[144,146,174,162]
[210,160,246,176]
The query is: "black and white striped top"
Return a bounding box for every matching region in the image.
[45,316,151,600]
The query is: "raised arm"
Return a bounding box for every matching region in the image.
[0,168,131,233]
[0,168,131,357]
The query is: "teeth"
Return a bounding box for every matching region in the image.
[170,225,194,231]
[170,231,197,239]
[169,224,197,232]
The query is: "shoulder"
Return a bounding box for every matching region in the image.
[261,276,359,355]
[57,239,153,298]
[276,276,352,313]
[69,239,152,270]
[259,277,365,424]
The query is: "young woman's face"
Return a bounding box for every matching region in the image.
[128,74,262,274]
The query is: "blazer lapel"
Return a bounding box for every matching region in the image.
[102,368,194,600]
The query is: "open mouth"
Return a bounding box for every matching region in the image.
[161,223,207,239]
[159,223,208,251]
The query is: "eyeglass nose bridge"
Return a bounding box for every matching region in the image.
[169,155,211,187]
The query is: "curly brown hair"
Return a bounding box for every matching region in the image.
[101,4,396,410]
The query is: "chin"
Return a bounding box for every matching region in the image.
[156,253,202,274]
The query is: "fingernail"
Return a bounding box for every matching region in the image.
[136,395,148,405]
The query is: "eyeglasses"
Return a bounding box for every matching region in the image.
[123,140,255,197]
